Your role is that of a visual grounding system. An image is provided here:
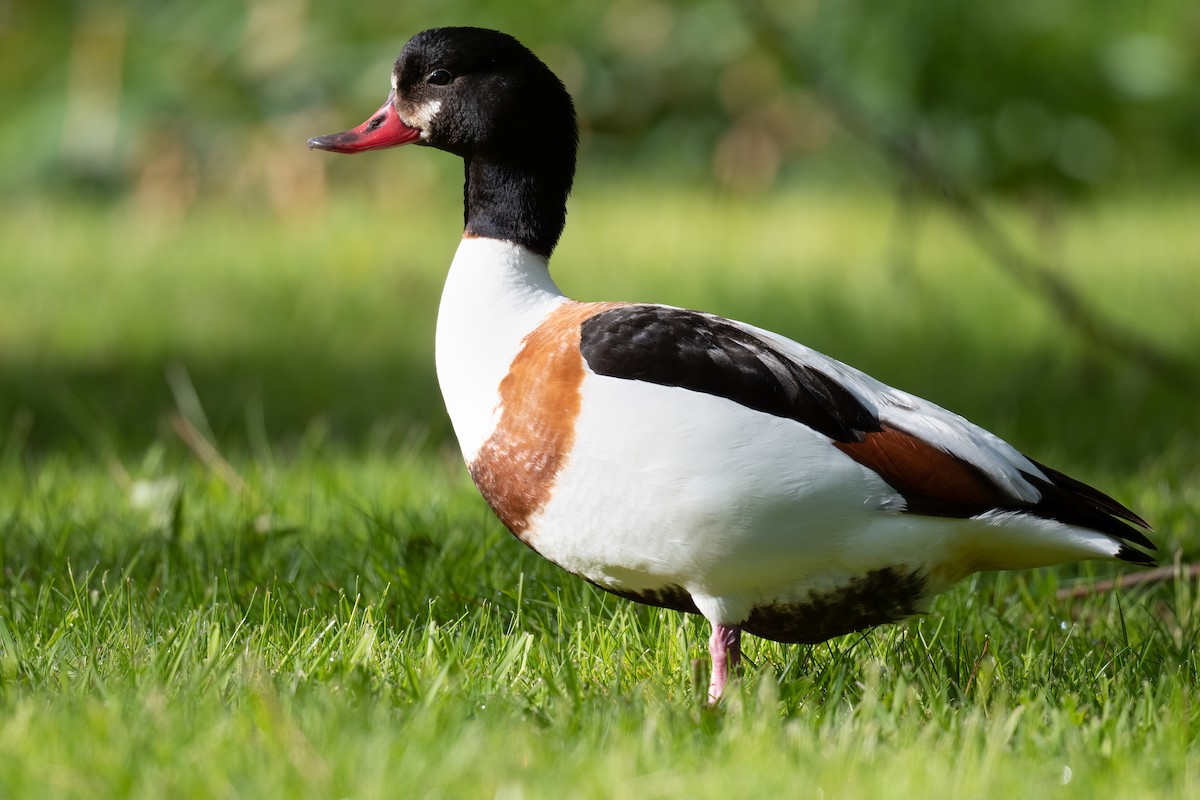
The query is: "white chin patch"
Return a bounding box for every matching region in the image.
[407,99,443,140]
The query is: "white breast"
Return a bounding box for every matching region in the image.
[435,237,567,462]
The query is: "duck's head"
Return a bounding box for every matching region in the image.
[309,28,578,257]
[309,27,576,163]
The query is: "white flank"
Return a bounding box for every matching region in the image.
[529,373,912,622]
[529,369,1127,624]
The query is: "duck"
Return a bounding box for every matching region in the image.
[308,26,1155,703]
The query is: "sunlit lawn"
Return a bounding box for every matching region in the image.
[1,179,1198,797]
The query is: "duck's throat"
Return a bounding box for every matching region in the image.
[462,157,571,259]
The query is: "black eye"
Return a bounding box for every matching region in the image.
[426,69,453,86]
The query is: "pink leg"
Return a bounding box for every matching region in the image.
[707,624,742,704]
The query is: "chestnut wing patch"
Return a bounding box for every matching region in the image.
[835,425,1155,559]
[578,305,879,443]
[832,425,1013,518]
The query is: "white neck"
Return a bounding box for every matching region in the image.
[435,236,568,462]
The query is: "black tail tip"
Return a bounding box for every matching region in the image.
[1115,543,1158,568]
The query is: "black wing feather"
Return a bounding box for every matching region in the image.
[579,305,880,443]
[1019,467,1156,553]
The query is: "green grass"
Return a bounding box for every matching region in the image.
[1,180,1198,797]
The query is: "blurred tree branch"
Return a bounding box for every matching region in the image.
[740,1,1196,391]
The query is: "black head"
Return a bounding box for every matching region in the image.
[309,28,579,257]
[393,28,577,162]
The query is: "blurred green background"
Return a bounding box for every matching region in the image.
[6,0,1199,202]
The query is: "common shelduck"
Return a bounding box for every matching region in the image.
[309,27,1155,702]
